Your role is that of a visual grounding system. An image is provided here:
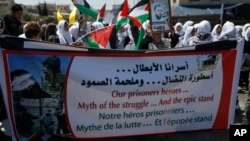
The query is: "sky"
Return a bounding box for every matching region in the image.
[14,0,140,10]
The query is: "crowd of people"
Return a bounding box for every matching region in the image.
[0,2,250,140]
[1,4,250,51]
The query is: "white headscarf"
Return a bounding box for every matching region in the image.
[245,28,250,41]
[91,21,104,31]
[182,26,194,47]
[183,20,194,33]
[188,22,212,46]
[199,20,211,33]
[217,21,236,40]
[69,21,79,41]
[211,24,222,40]
[235,25,243,38]
[57,20,73,45]
[174,22,184,36]
[241,23,250,37]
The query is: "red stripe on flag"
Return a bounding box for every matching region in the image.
[120,0,129,17]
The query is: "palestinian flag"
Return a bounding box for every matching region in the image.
[112,0,129,30]
[129,0,149,24]
[128,16,145,50]
[82,25,116,49]
[97,3,106,22]
[72,0,97,20]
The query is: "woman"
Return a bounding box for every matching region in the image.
[91,21,104,31]
[211,24,222,40]
[177,26,195,47]
[188,21,213,46]
[57,20,73,45]
[217,21,236,41]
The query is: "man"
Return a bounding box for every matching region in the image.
[3,4,23,36]
[153,4,164,22]
[139,24,170,50]
[24,21,41,40]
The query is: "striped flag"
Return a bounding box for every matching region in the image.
[128,16,145,50]
[129,0,149,24]
[81,25,116,49]
[112,0,129,30]
[72,0,97,20]
[97,3,106,22]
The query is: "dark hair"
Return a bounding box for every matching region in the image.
[11,4,23,12]
[154,4,161,11]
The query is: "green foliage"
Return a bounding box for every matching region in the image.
[37,4,42,15]
[0,9,9,18]
[22,12,39,21]
[44,16,57,24]
[41,2,48,16]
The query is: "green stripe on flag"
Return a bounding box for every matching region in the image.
[116,17,128,30]
[87,37,99,48]
[135,27,145,50]
[137,14,149,24]
[74,4,97,19]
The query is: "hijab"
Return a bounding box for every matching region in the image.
[235,25,243,39]
[174,22,184,36]
[217,21,236,40]
[182,26,194,47]
[241,23,250,37]
[183,20,194,33]
[91,21,104,31]
[244,27,250,41]
[57,20,73,45]
[211,24,222,40]
[69,21,79,41]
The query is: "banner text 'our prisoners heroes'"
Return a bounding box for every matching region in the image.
[66,55,221,135]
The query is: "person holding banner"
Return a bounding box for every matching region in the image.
[139,24,170,50]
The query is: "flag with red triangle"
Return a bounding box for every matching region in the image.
[112,0,129,30]
[129,0,149,24]
[81,25,116,49]
[97,3,106,22]
[128,16,145,50]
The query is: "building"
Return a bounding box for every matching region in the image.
[171,0,250,7]
[170,0,250,25]
[0,0,14,10]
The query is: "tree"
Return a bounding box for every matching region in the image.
[41,1,48,16]
[37,3,42,15]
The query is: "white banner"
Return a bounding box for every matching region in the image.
[0,37,243,140]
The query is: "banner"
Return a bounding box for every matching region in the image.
[0,36,243,140]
